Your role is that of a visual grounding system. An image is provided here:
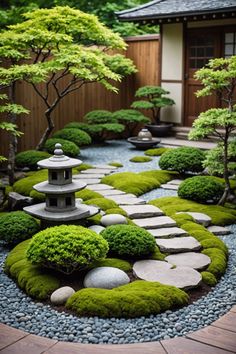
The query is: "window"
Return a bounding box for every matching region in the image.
[65,197,72,206]
[51,171,58,180]
[224,32,236,58]
[49,198,57,207]
[64,170,70,180]
[189,36,214,69]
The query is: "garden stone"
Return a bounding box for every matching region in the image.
[87,184,114,191]
[132,216,176,229]
[84,267,130,289]
[98,189,126,196]
[121,204,163,219]
[177,212,211,226]
[88,225,105,234]
[165,252,211,270]
[8,192,34,211]
[207,226,230,235]
[93,164,118,170]
[50,286,75,305]
[73,178,101,184]
[81,168,112,175]
[155,237,201,253]
[73,173,105,179]
[107,195,146,205]
[160,184,179,190]
[149,227,188,238]
[167,179,183,185]
[101,214,127,226]
[133,260,172,279]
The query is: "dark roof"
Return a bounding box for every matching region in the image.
[117,0,236,21]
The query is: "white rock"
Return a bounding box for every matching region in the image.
[50,286,75,305]
[88,225,105,234]
[84,267,130,289]
[101,214,127,226]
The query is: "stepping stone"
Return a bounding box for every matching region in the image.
[81,168,112,175]
[98,189,126,196]
[165,252,211,270]
[207,225,231,235]
[155,237,201,253]
[87,184,114,191]
[121,204,163,219]
[107,195,146,205]
[133,260,202,290]
[167,179,183,185]
[93,164,118,170]
[132,216,176,229]
[177,212,211,226]
[73,174,104,179]
[75,178,101,185]
[161,184,179,190]
[149,227,188,238]
[88,225,105,234]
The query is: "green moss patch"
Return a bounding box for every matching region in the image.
[90,258,132,272]
[66,280,189,318]
[201,271,217,286]
[108,162,123,167]
[85,197,118,211]
[144,147,171,156]
[75,189,103,201]
[129,156,152,163]
[13,169,48,196]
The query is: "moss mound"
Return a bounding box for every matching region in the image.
[144,147,171,156]
[129,156,152,163]
[45,138,80,157]
[15,150,51,170]
[105,207,127,216]
[66,280,189,318]
[53,128,91,146]
[108,161,123,167]
[75,189,103,201]
[13,169,48,196]
[85,197,118,211]
[91,258,132,272]
[201,271,217,286]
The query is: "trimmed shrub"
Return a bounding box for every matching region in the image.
[130,156,152,163]
[27,225,108,274]
[159,147,205,174]
[201,271,217,286]
[15,150,51,170]
[53,128,91,146]
[84,110,116,124]
[90,258,132,272]
[150,246,167,261]
[101,224,156,258]
[144,147,171,156]
[13,169,48,196]
[66,280,189,318]
[0,211,40,246]
[45,138,80,157]
[85,197,118,211]
[178,176,224,204]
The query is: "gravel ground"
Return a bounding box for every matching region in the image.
[0,140,235,344]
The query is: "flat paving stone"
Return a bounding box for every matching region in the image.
[177,212,211,226]
[133,260,202,290]
[86,184,114,191]
[74,178,101,185]
[98,189,126,196]
[121,204,163,219]
[81,168,113,175]
[149,227,188,238]
[165,252,211,270]
[207,225,230,235]
[155,237,201,253]
[74,173,105,179]
[107,195,146,205]
[93,164,118,170]
[132,216,176,229]
[166,179,184,185]
[160,184,179,190]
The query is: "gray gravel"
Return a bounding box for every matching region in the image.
[0,140,236,344]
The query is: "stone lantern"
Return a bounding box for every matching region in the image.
[24,143,98,227]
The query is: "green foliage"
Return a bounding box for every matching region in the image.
[0,211,40,246]
[201,271,217,286]
[108,161,123,167]
[90,258,132,272]
[85,197,118,211]
[105,207,127,217]
[27,225,109,274]
[25,274,60,300]
[66,280,189,318]
[29,189,45,202]
[159,147,205,174]
[150,246,167,261]
[178,176,224,204]
[4,239,31,273]
[15,150,51,170]
[85,110,116,124]
[13,169,48,196]
[112,109,150,135]
[131,86,175,124]
[53,128,91,146]
[75,189,103,201]
[202,248,227,278]
[130,156,152,163]
[45,138,80,157]
[74,163,92,172]
[144,147,171,156]
[101,224,156,258]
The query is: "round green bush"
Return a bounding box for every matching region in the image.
[45,138,80,157]
[159,147,205,174]
[178,176,224,204]
[0,211,40,246]
[101,224,156,258]
[27,225,109,274]
[84,110,116,124]
[15,150,51,170]
[53,128,91,146]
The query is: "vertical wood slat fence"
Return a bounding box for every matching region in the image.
[0,35,159,157]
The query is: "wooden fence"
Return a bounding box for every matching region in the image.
[0,35,159,157]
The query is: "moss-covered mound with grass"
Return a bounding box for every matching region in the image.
[178,176,224,204]
[53,128,92,146]
[66,280,189,318]
[75,188,103,201]
[102,170,178,196]
[84,197,118,211]
[90,258,132,272]
[144,148,171,156]
[105,207,127,216]
[13,169,48,197]
[45,138,80,157]
[4,240,60,300]
[108,161,123,167]
[15,150,51,170]
[27,225,109,274]
[159,147,205,174]
[130,156,152,163]
[201,271,217,286]
[0,211,40,246]
[101,224,156,258]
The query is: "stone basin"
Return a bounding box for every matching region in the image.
[127,137,161,149]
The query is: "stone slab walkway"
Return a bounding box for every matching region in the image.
[1,305,236,353]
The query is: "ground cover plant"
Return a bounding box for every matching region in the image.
[144,147,171,156]
[129,156,152,163]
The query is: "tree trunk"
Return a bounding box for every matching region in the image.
[36,110,55,150]
[218,132,231,206]
[7,82,17,186]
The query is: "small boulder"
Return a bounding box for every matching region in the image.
[101,214,127,226]
[84,267,130,289]
[50,286,75,305]
[88,225,105,234]
[8,192,33,211]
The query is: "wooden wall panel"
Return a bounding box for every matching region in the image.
[0,35,159,157]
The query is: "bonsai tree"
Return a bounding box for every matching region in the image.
[112,109,150,136]
[131,86,175,125]
[189,56,236,205]
[0,6,137,150]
